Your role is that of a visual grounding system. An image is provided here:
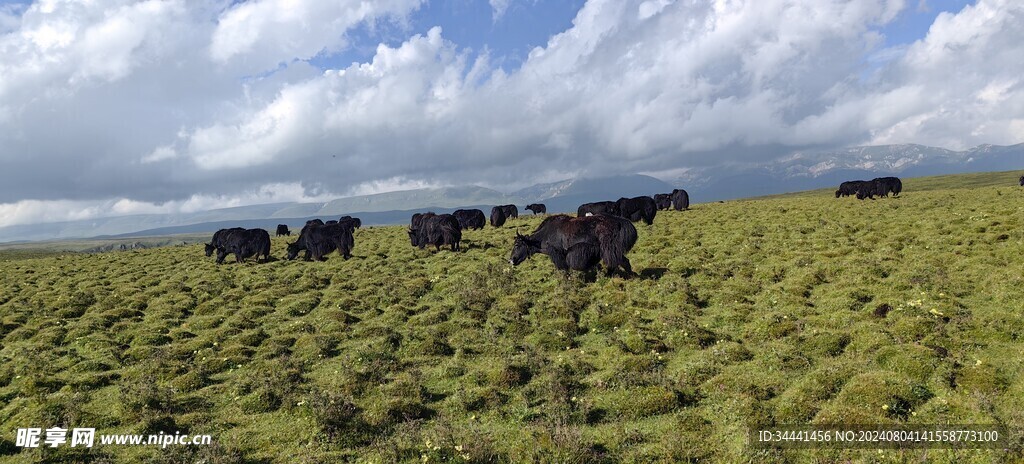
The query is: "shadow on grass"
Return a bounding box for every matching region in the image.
[639,267,668,280]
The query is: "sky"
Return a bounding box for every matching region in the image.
[0,0,1021,227]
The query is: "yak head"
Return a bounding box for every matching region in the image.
[285,242,302,260]
[834,190,841,198]
[407,228,420,247]
[509,232,541,266]
[204,243,216,257]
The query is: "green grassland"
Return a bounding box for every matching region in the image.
[1,171,1023,463]
[0,234,211,260]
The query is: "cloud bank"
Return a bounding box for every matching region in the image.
[1,0,1022,227]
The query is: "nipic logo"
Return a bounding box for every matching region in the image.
[16,428,95,448]
[14,427,208,448]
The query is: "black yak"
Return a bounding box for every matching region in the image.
[577,201,619,217]
[453,209,486,230]
[286,222,354,261]
[497,204,518,219]
[509,213,637,277]
[528,241,602,275]
[215,228,271,264]
[836,181,869,198]
[849,177,902,200]
[205,227,245,257]
[671,189,689,210]
[411,213,428,230]
[339,216,362,229]
[653,193,672,210]
[855,182,876,200]
[525,203,547,215]
[616,196,657,225]
[275,224,290,237]
[872,177,902,197]
[409,213,462,251]
[490,206,507,227]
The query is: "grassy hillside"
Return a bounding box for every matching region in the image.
[751,169,1024,201]
[0,234,210,257]
[1,174,1023,462]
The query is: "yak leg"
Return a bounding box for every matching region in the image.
[619,256,635,278]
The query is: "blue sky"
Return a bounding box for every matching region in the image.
[311,0,586,73]
[310,0,972,74]
[0,0,975,72]
[880,0,974,45]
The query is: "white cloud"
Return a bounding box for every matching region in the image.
[209,0,424,72]
[489,0,511,21]
[2,0,1024,230]
[162,0,1024,187]
[0,182,340,228]
[346,176,445,197]
[141,145,178,164]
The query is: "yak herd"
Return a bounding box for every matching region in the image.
[202,189,692,277]
[204,173,1014,275]
[835,176,903,200]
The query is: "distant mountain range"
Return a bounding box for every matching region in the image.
[1,143,1021,243]
[0,175,676,243]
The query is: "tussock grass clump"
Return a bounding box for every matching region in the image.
[1,171,1024,462]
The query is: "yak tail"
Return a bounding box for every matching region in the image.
[332,232,354,258]
[621,221,638,252]
[600,221,637,272]
[643,203,656,225]
[442,223,462,250]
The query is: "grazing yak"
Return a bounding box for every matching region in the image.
[411,213,429,230]
[409,213,462,251]
[215,228,271,264]
[653,193,673,210]
[498,204,519,219]
[275,224,290,237]
[671,188,689,210]
[616,196,657,225]
[286,222,354,261]
[577,201,619,217]
[453,209,486,230]
[205,227,245,257]
[838,178,902,199]
[836,180,868,198]
[490,206,507,227]
[525,203,547,215]
[339,216,362,229]
[873,177,902,197]
[509,213,637,277]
